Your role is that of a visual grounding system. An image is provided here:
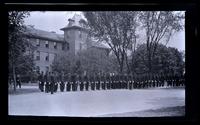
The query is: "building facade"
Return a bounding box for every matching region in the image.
[24,14,109,73]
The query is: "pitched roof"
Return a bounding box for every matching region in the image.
[24,26,65,42]
[60,14,88,31]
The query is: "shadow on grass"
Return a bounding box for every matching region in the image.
[8,87,41,95]
[98,106,185,117]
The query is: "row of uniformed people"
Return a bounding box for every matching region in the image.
[38,72,185,93]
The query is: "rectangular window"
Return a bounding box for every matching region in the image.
[54,42,57,49]
[62,43,65,50]
[36,51,40,60]
[45,53,49,61]
[36,39,40,47]
[67,43,69,50]
[45,41,49,48]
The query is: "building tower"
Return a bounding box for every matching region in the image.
[60,14,89,56]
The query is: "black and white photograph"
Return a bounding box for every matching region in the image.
[8,11,185,117]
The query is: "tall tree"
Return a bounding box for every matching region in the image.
[131,43,185,75]
[139,11,184,73]
[8,11,32,91]
[83,11,138,74]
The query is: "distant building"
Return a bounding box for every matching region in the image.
[23,14,109,73]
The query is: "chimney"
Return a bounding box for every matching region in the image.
[68,18,75,26]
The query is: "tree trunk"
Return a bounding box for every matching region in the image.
[125,54,130,74]
[12,63,17,91]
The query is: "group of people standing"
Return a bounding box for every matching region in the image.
[38,71,185,94]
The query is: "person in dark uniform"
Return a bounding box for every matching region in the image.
[93,75,96,90]
[175,74,180,87]
[75,74,78,91]
[124,74,128,89]
[16,74,21,89]
[44,72,50,93]
[151,74,155,88]
[114,74,117,89]
[106,74,111,90]
[49,72,55,94]
[110,74,113,89]
[38,72,42,91]
[89,75,93,91]
[84,75,89,91]
[41,71,45,91]
[65,74,71,91]
[71,74,75,91]
[160,73,164,87]
[59,72,65,92]
[54,72,58,92]
[154,74,158,87]
[79,75,84,91]
[179,73,184,86]
[101,74,105,90]
[128,75,132,90]
[144,74,147,88]
[95,74,99,90]
[66,74,71,91]
[112,75,115,89]
[158,74,162,87]
[139,75,143,89]
[169,73,173,87]
[132,74,136,89]
[166,74,170,87]
[135,75,140,89]
[147,73,151,88]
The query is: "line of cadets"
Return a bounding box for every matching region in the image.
[38,71,185,94]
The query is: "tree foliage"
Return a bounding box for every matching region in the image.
[8,11,35,90]
[131,43,185,75]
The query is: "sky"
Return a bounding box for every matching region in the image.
[24,11,185,51]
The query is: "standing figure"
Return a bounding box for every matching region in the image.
[74,74,78,91]
[54,72,58,92]
[50,72,55,94]
[106,74,111,90]
[66,74,71,91]
[101,74,105,90]
[84,75,89,91]
[60,72,65,92]
[38,72,42,91]
[41,71,45,91]
[128,75,132,90]
[90,75,95,91]
[16,74,21,89]
[71,74,76,91]
[44,72,49,93]
[110,74,113,89]
[79,75,84,91]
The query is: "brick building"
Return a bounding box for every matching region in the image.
[24,14,109,73]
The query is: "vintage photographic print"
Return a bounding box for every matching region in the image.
[8,11,185,117]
